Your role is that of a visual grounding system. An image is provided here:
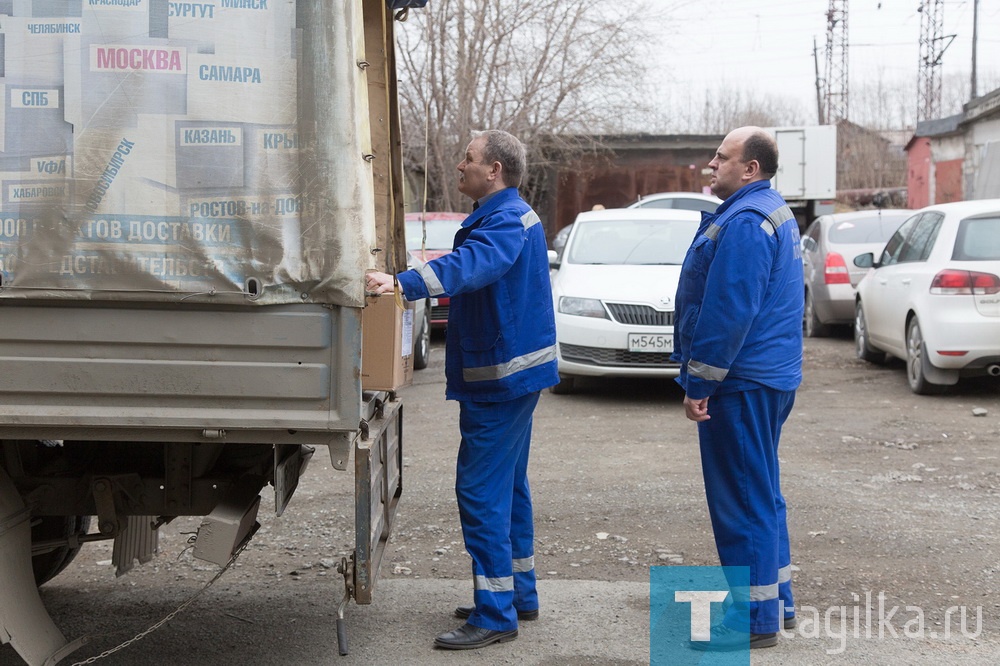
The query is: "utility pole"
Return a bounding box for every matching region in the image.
[917,0,956,122]
[971,0,979,100]
[823,0,849,123]
[814,37,825,125]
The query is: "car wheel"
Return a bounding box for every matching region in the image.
[32,515,91,586]
[803,289,829,338]
[412,301,431,371]
[905,317,946,395]
[854,301,885,364]
[548,375,576,394]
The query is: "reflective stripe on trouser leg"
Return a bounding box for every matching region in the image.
[697,387,796,634]
[457,392,540,632]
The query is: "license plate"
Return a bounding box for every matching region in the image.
[628,333,673,352]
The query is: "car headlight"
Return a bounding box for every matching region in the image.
[558,296,608,319]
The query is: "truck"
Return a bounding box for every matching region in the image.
[0,1,423,663]
[764,125,838,230]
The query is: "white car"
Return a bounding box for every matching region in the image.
[853,199,1000,394]
[551,193,719,255]
[627,191,722,212]
[548,208,701,393]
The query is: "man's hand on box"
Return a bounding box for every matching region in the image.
[366,271,396,295]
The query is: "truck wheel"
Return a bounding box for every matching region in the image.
[31,515,91,586]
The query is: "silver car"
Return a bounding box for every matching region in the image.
[801,209,911,337]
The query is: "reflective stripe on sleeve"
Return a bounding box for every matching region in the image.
[512,556,534,573]
[419,263,445,297]
[521,210,541,230]
[760,205,795,236]
[475,575,514,593]
[463,344,557,383]
[704,223,722,241]
[687,360,729,382]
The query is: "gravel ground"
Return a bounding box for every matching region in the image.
[2,330,998,664]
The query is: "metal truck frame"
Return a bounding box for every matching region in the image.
[0,1,415,663]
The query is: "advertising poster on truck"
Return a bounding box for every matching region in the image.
[0,0,376,307]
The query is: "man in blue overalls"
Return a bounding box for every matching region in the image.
[366,130,558,650]
[672,126,803,651]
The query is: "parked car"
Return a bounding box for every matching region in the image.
[404,211,464,329]
[801,209,912,337]
[405,252,432,370]
[548,208,701,393]
[627,191,722,212]
[853,199,1000,394]
[551,193,719,256]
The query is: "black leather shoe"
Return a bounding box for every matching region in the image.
[784,616,797,630]
[434,623,518,650]
[454,605,539,621]
[689,623,778,651]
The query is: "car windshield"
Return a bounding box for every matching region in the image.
[405,219,463,251]
[828,212,910,244]
[953,215,1000,260]
[567,218,698,265]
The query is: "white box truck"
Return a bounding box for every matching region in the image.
[765,125,838,229]
[0,1,420,663]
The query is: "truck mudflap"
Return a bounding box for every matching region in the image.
[0,468,87,666]
[353,395,402,604]
[333,395,402,656]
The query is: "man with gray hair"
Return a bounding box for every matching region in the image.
[367,129,558,650]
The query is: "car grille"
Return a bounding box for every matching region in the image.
[560,343,679,368]
[605,303,674,326]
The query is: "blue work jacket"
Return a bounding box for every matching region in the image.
[397,188,559,401]
[672,180,804,400]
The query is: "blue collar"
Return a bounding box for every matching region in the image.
[714,180,772,216]
[463,188,520,227]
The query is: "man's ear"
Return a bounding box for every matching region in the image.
[487,160,502,183]
[743,159,761,181]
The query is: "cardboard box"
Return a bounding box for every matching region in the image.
[361,292,414,391]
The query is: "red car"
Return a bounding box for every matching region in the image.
[405,212,465,329]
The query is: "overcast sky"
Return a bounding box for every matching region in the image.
[649,0,1000,125]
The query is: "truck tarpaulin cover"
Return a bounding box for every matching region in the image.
[0,1,379,307]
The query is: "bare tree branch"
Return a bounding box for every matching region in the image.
[397,0,661,212]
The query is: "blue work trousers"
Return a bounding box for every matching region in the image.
[457,392,540,631]
[698,387,795,634]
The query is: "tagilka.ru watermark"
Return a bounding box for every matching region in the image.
[651,566,985,663]
[782,591,983,655]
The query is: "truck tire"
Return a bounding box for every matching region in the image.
[31,515,91,586]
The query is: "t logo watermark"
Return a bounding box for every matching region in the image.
[651,566,750,665]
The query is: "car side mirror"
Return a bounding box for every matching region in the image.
[547,250,559,268]
[853,252,874,269]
